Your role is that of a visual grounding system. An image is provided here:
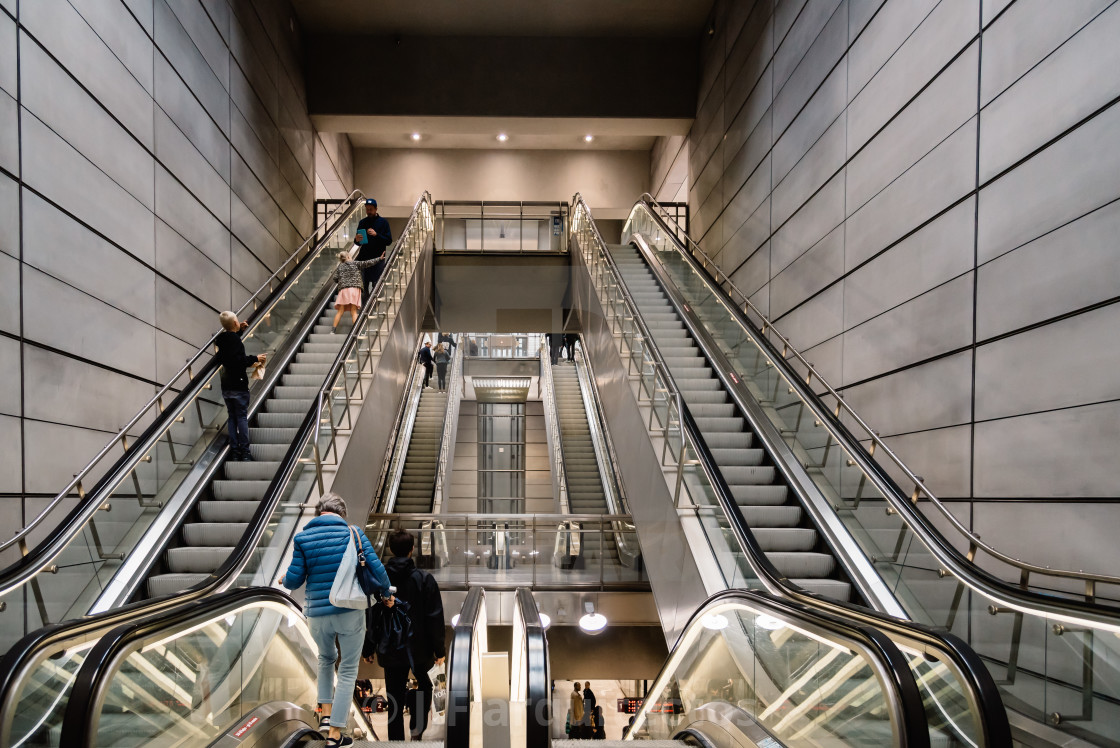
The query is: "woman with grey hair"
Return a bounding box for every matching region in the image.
[280,493,392,747]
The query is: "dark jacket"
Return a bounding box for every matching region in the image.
[214,330,257,392]
[384,556,446,662]
[283,514,390,617]
[438,333,456,350]
[354,215,392,261]
[418,346,433,366]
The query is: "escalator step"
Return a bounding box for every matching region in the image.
[791,578,852,600]
[731,484,789,505]
[249,427,300,444]
[710,448,764,466]
[753,528,818,552]
[166,546,235,573]
[224,461,281,481]
[199,500,260,523]
[212,480,270,500]
[739,505,801,527]
[257,412,305,428]
[182,522,249,547]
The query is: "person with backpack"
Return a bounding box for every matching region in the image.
[280,493,392,748]
[372,529,446,740]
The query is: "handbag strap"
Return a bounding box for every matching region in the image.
[348,525,365,564]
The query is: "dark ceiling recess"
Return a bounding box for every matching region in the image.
[305,35,699,119]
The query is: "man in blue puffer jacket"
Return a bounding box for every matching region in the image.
[281,493,391,748]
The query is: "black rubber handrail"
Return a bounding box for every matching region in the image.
[515,587,550,746]
[0,195,364,595]
[635,197,1120,624]
[0,193,433,730]
[679,406,1012,747]
[640,587,931,748]
[57,587,374,745]
[446,586,484,748]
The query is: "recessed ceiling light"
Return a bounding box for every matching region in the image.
[411,132,421,141]
[497,133,509,142]
[584,134,594,143]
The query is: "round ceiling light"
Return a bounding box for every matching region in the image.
[701,613,729,630]
[578,612,608,634]
[755,613,785,631]
[496,133,509,142]
[584,134,594,143]
[411,132,421,141]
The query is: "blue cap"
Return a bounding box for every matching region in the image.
[365,198,377,207]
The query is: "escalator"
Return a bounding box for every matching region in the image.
[552,361,608,516]
[0,193,437,747]
[573,192,1120,746]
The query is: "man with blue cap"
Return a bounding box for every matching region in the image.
[352,198,392,302]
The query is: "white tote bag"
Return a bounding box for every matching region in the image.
[329,526,371,610]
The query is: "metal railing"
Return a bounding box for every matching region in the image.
[435,200,569,253]
[537,341,571,514]
[0,191,364,562]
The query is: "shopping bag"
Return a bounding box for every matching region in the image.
[329,526,374,609]
[250,362,266,381]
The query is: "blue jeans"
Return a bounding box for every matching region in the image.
[222,390,251,454]
[308,609,365,729]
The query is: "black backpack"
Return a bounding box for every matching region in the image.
[364,567,427,667]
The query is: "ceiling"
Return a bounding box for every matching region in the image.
[291,0,714,38]
[313,115,690,151]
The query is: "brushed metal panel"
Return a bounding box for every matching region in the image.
[771,169,845,274]
[749,282,769,318]
[980,1,1120,182]
[22,419,121,494]
[775,0,842,91]
[847,43,977,214]
[20,1,154,148]
[725,2,774,119]
[0,415,19,493]
[721,153,771,244]
[154,0,229,135]
[22,266,157,377]
[722,196,770,276]
[722,98,772,193]
[727,239,769,297]
[976,303,1120,421]
[977,199,1120,339]
[69,0,155,93]
[121,0,154,33]
[773,62,845,185]
[201,0,231,43]
[232,151,280,240]
[231,105,278,194]
[0,172,15,259]
[23,345,156,433]
[845,118,976,268]
[20,39,156,210]
[980,0,1110,105]
[842,274,974,385]
[231,236,270,292]
[154,275,219,348]
[22,191,156,321]
[155,54,231,182]
[774,0,810,44]
[154,104,231,227]
[772,281,843,351]
[770,224,844,318]
[847,0,978,154]
[849,0,937,98]
[0,11,14,98]
[231,191,280,270]
[842,351,972,435]
[973,503,1120,581]
[154,164,233,272]
[230,63,280,160]
[0,322,16,414]
[973,400,1120,498]
[848,0,886,41]
[773,0,847,135]
[20,113,155,264]
[693,142,724,209]
[0,90,16,176]
[0,251,16,335]
[230,10,279,119]
[801,334,843,388]
[844,198,973,329]
[981,0,1014,28]
[156,327,205,382]
[880,424,971,498]
[977,101,1120,263]
[156,218,231,312]
[164,0,230,88]
[773,113,845,228]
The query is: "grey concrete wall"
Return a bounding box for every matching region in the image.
[314,129,353,200]
[1,1,319,514]
[666,0,1120,575]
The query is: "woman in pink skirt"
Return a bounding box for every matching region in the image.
[330,251,382,331]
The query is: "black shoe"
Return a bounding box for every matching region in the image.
[241,450,254,461]
[325,737,353,747]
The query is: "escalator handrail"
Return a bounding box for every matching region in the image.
[573,196,1009,746]
[371,339,426,515]
[637,193,1120,594]
[446,586,484,748]
[514,588,550,747]
[0,190,364,559]
[538,341,572,513]
[637,588,932,748]
[571,345,628,516]
[57,587,374,746]
[0,192,434,726]
[0,193,366,598]
[679,406,1012,748]
[430,340,466,512]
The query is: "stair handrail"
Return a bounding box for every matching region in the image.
[635,193,1120,598]
[538,340,571,514]
[431,340,466,513]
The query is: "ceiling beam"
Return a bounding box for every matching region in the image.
[306,35,699,119]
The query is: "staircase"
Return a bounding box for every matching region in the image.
[146,299,347,598]
[609,245,851,601]
[394,389,449,513]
